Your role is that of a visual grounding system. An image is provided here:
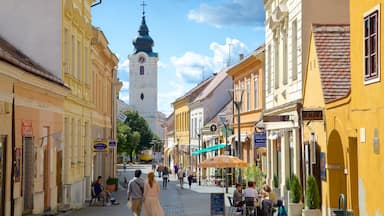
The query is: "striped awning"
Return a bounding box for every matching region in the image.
[192,143,227,156]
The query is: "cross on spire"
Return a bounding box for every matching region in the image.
[141,0,147,16]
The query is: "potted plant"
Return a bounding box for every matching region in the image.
[288,175,303,216]
[106,177,118,192]
[272,174,280,198]
[302,175,321,216]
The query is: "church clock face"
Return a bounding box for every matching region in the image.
[138,56,146,63]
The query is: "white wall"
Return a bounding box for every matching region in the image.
[0,0,62,78]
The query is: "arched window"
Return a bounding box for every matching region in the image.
[140,66,144,75]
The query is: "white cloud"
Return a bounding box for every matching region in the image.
[188,0,265,28]
[118,58,130,72]
[121,80,129,91]
[169,38,249,83]
[119,93,129,104]
[170,52,213,83]
[158,60,168,69]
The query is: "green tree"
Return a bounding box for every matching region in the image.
[117,122,137,162]
[123,110,154,151]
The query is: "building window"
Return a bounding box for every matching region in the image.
[64,29,69,72]
[254,75,259,109]
[267,45,272,93]
[85,47,89,84]
[240,81,245,112]
[246,79,250,111]
[274,38,280,89]
[77,40,81,80]
[140,93,144,100]
[364,9,380,83]
[283,35,288,85]
[292,20,298,81]
[71,35,75,76]
[140,66,144,75]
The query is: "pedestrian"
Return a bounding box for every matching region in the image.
[152,162,156,171]
[187,171,193,189]
[177,167,184,189]
[173,164,179,179]
[156,164,163,178]
[162,166,169,189]
[127,170,145,216]
[143,171,164,216]
[93,176,111,205]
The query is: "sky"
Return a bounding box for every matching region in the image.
[91,0,265,116]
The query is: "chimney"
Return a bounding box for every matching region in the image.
[239,53,244,61]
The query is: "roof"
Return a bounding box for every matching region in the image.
[173,75,214,104]
[193,67,230,102]
[0,36,66,87]
[206,100,233,126]
[312,24,350,103]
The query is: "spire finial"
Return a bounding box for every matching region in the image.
[141,0,147,16]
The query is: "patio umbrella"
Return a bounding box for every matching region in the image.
[198,155,247,168]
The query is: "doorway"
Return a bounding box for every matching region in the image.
[56,151,62,204]
[0,136,6,216]
[327,130,347,208]
[23,137,34,214]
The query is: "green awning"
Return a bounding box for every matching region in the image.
[192,143,227,156]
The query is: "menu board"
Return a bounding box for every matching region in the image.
[210,193,225,216]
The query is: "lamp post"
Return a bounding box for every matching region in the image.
[229,88,244,184]
[197,132,201,186]
[218,112,229,193]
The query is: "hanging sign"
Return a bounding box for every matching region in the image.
[93,140,108,152]
[254,131,266,148]
[108,140,117,148]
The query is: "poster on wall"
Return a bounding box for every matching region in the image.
[15,148,21,182]
[320,152,326,181]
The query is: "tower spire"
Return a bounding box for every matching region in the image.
[141,0,146,17]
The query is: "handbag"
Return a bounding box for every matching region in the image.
[127,199,132,209]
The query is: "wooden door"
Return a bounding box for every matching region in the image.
[43,147,50,210]
[56,151,62,203]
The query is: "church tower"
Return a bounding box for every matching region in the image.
[129,3,159,136]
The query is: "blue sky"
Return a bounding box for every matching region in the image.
[91,0,265,115]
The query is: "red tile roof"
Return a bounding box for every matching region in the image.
[0,36,66,87]
[312,24,350,103]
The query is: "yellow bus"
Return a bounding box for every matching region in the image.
[138,149,153,162]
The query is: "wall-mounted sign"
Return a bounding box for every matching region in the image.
[93,140,108,152]
[210,124,217,132]
[21,120,33,136]
[118,112,127,122]
[254,131,266,148]
[320,152,326,181]
[108,140,116,148]
[263,115,291,122]
[302,110,323,121]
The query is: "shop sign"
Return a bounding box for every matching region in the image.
[93,140,108,152]
[254,131,266,148]
[21,120,33,136]
[108,140,117,148]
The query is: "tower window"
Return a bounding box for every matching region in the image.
[140,66,144,75]
[140,93,144,100]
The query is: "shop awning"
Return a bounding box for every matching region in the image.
[192,143,227,156]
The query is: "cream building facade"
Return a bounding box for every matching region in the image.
[90,27,120,185]
[263,0,349,200]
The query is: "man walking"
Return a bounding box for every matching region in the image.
[177,167,185,189]
[127,170,144,216]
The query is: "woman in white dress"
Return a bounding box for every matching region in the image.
[143,171,164,216]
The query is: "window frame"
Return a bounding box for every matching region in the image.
[140,66,144,75]
[364,5,381,85]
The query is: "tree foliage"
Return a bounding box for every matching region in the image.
[123,110,154,151]
[305,175,320,209]
[290,174,302,203]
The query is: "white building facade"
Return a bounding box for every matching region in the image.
[263,0,349,200]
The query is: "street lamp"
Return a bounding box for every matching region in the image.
[229,88,244,184]
[197,132,201,186]
[218,112,230,193]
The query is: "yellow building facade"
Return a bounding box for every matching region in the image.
[61,0,94,208]
[302,24,358,215]
[0,37,69,215]
[350,1,384,215]
[90,27,120,183]
[173,99,190,168]
[226,46,265,169]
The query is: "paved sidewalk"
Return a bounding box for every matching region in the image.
[64,167,236,216]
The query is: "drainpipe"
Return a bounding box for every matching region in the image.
[10,84,15,216]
